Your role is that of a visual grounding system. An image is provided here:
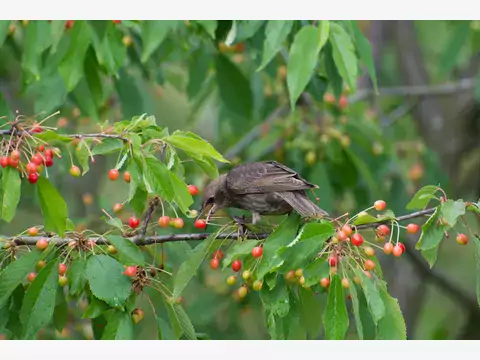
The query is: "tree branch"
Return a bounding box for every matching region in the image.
[0,129,128,142]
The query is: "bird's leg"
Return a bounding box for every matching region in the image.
[232,215,252,241]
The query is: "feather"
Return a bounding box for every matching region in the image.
[275,191,329,218]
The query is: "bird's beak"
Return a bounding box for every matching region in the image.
[197,202,217,223]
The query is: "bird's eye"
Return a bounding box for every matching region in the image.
[206,196,214,204]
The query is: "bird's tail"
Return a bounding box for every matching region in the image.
[276,191,329,218]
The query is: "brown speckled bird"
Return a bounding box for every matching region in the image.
[198,160,329,224]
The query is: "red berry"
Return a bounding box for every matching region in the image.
[0,156,9,168]
[364,246,375,257]
[194,219,207,229]
[319,277,330,288]
[187,185,199,196]
[36,238,48,250]
[27,272,37,283]
[124,266,137,277]
[406,223,419,234]
[65,20,75,29]
[328,256,337,267]
[28,173,39,184]
[132,308,144,324]
[70,165,81,177]
[398,242,405,253]
[36,260,46,271]
[210,258,220,270]
[27,227,39,236]
[251,246,263,258]
[341,224,353,236]
[113,20,121,24]
[108,169,119,181]
[374,200,387,211]
[376,224,390,236]
[113,203,123,213]
[351,233,364,246]
[31,153,43,166]
[172,218,184,229]
[123,171,131,183]
[364,259,375,271]
[456,233,468,245]
[212,249,224,260]
[158,216,170,228]
[58,276,68,287]
[341,278,350,289]
[231,260,242,272]
[323,93,335,104]
[26,162,37,174]
[393,245,403,257]
[337,230,348,241]
[129,216,140,229]
[44,156,53,167]
[383,242,394,255]
[338,94,348,109]
[8,157,19,168]
[10,150,21,161]
[58,263,67,276]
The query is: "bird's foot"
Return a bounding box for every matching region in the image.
[232,215,252,241]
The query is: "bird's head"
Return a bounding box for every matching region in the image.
[197,174,228,222]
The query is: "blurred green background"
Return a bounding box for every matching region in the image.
[0,20,479,340]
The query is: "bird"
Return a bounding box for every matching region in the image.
[197,160,329,225]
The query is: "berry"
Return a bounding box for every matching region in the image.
[285,270,297,282]
[44,149,53,158]
[456,233,468,245]
[242,270,251,280]
[328,256,337,267]
[393,245,403,257]
[44,156,53,167]
[27,227,39,236]
[323,93,335,104]
[295,269,303,277]
[107,245,118,254]
[226,275,237,286]
[36,260,46,271]
[0,156,8,168]
[364,246,375,257]
[58,276,68,287]
[353,276,361,284]
[27,272,37,283]
[123,171,131,183]
[172,218,184,229]
[231,260,242,272]
[65,20,75,29]
[124,266,137,277]
[10,150,20,161]
[28,173,39,184]
[189,210,198,218]
[398,242,405,253]
[251,246,263,258]
[113,20,121,24]
[341,278,350,289]
[158,216,170,228]
[364,259,376,271]
[210,258,220,270]
[336,230,348,242]
[187,185,199,196]
[25,162,37,174]
[58,263,67,275]
[383,242,394,255]
[374,200,387,211]
[237,286,248,299]
[341,224,353,236]
[70,166,81,177]
[149,268,156,277]
[129,217,140,229]
[319,277,330,288]
[132,309,144,324]
[194,219,207,229]
[212,249,225,260]
[363,270,372,279]
[31,153,43,166]
[108,169,119,181]
[113,203,123,213]
[338,94,348,109]
[252,280,263,291]
[36,238,48,251]
[351,233,364,246]
[406,223,420,234]
[298,276,306,285]
[8,157,19,168]
[376,224,390,236]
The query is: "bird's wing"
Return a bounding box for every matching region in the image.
[226,161,317,194]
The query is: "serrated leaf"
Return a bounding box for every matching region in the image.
[260,276,290,317]
[82,296,110,319]
[421,247,439,269]
[86,255,132,309]
[287,23,329,109]
[352,21,378,93]
[191,156,219,179]
[257,20,294,71]
[144,156,174,201]
[74,141,90,175]
[5,285,25,338]
[303,259,330,287]
[33,131,72,143]
[298,286,322,338]
[473,235,480,308]
[67,258,87,296]
[416,208,444,251]
[0,251,41,308]
[329,23,358,91]
[141,20,180,63]
[164,131,228,163]
[0,298,9,331]
[187,47,211,99]
[324,42,343,99]
[164,299,197,340]
[92,138,124,155]
[53,288,68,332]
[106,235,145,266]
[20,258,59,339]
[406,185,439,210]
[377,282,407,340]
[348,282,363,339]
[357,285,377,339]
[169,172,194,214]
[1,167,21,222]
[84,47,103,108]
[157,316,175,340]
[353,213,381,226]
[129,186,148,215]
[101,310,134,340]
[222,241,260,269]
[323,275,349,340]
[36,177,68,237]
[440,199,465,227]
[173,233,216,300]
[354,269,385,324]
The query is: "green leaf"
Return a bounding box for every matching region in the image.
[353,213,382,226]
[303,259,330,287]
[141,20,180,62]
[324,42,343,99]
[86,255,132,309]
[357,285,378,339]
[91,315,107,340]
[0,21,11,48]
[416,208,444,251]
[260,276,290,317]
[5,285,25,338]
[157,316,175,340]
[74,141,90,175]
[298,286,323,338]
[101,311,134,340]
[21,21,50,78]
[222,241,259,269]
[106,235,145,266]
[377,282,407,340]
[257,20,294,71]
[1,167,21,222]
[164,131,228,163]
[440,199,465,227]
[103,216,123,231]
[20,258,59,339]
[193,20,217,38]
[287,23,330,109]
[59,21,92,90]
[406,185,439,210]
[421,246,439,268]
[144,156,174,201]
[169,172,194,214]
[323,275,349,340]
[256,214,301,279]
[354,269,385,324]
[187,47,211,99]
[53,288,68,332]
[352,21,378,93]
[439,21,471,75]
[36,177,68,237]
[278,222,334,270]
[215,53,253,119]
[129,186,148,215]
[31,73,68,115]
[0,250,41,308]
[472,235,480,308]
[0,299,9,331]
[235,20,265,42]
[84,47,104,108]
[329,23,358,91]
[173,233,217,300]
[92,138,125,155]
[82,296,110,319]
[348,282,364,339]
[192,156,219,179]
[164,300,197,340]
